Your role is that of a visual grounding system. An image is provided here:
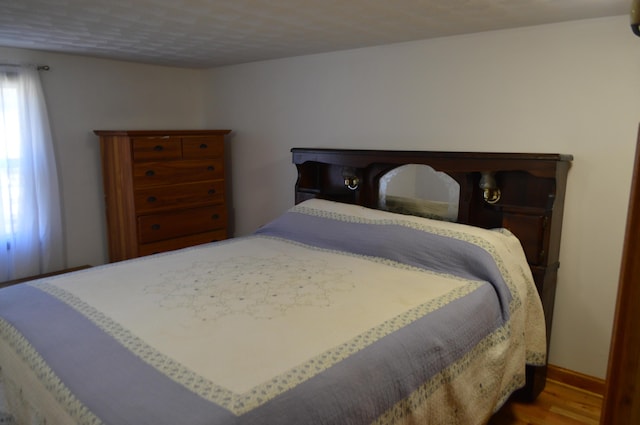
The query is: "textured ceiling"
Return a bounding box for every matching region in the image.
[0,0,631,69]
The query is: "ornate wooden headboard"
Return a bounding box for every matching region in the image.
[291,148,572,400]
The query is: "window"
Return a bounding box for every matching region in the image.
[0,75,21,237]
[0,66,64,281]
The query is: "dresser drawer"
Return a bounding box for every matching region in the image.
[132,138,182,161]
[138,205,227,243]
[137,229,227,256]
[134,181,225,213]
[182,136,224,159]
[132,159,224,188]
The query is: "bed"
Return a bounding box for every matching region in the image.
[0,149,572,425]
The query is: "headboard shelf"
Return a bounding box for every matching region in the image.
[291,147,572,400]
[292,148,571,174]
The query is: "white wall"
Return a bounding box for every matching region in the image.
[0,47,207,267]
[205,16,640,379]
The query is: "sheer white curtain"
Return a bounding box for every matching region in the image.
[0,66,64,281]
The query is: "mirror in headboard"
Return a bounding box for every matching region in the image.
[378,164,460,222]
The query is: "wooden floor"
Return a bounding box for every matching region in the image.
[489,379,603,425]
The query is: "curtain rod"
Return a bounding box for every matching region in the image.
[0,63,50,71]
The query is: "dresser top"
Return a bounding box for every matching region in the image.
[94,129,231,137]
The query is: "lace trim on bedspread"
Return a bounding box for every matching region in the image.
[373,323,523,425]
[0,368,16,425]
[1,370,39,425]
[0,318,102,425]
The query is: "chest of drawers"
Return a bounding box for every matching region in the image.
[95,130,231,262]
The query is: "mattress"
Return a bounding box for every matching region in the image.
[0,199,546,425]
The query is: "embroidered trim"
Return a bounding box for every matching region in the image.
[373,324,521,425]
[0,318,102,425]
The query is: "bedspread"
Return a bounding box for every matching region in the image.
[0,199,545,425]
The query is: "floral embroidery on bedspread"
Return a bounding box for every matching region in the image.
[142,254,355,321]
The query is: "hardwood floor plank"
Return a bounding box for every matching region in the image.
[489,379,603,425]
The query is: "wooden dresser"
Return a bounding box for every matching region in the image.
[95,130,231,262]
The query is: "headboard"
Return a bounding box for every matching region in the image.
[291,148,572,400]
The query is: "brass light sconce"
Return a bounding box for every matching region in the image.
[632,0,640,36]
[342,167,360,191]
[479,171,501,204]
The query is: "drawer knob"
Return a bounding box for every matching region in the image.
[212,214,220,220]
[153,145,164,151]
[151,224,160,230]
[147,196,157,203]
[145,170,155,177]
[199,143,208,149]
[207,165,215,171]
[208,189,216,195]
